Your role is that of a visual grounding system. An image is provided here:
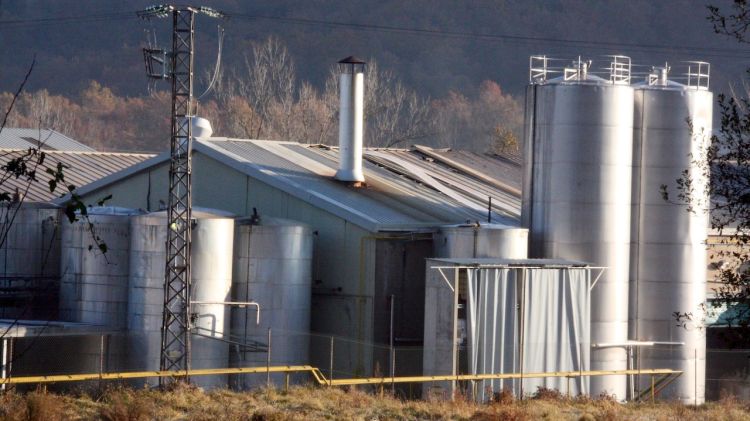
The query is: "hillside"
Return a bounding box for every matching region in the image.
[0,1,744,97]
[0,1,746,152]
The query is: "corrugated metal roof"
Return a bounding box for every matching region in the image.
[362,147,521,218]
[0,149,154,202]
[204,139,522,230]
[68,138,522,232]
[413,146,522,190]
[208,140,442,227]
[0,128,95,151]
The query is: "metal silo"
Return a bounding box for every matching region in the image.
[59,207,141,329]
[0,203,60,319]
[230,216,313,389]
[128,209,234,388]
[631,64,711,404]
[523,56,634,399]
[58,207,141,376]
[433,224,528,259]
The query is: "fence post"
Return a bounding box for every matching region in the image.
[389,294,395,394]
[579,342,583,397]
[99,334,105,389]
[694,348,698,406]
[1,338,7,391]
[329,336,334,387]
[638,348,641,401]
[266,328,272,387]
[7,338,12,391]
[651,374,655,403]
[391,346,396,394]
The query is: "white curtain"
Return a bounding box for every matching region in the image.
[466,267,590,400]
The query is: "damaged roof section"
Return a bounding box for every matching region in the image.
[203,139,522,230]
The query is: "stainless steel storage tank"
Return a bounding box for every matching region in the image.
[230,216,313,389]
[128,209,234,388]
[59,207,141,328]
[631,65,711,404]
[523,57,634,399]
[0,203,61,319]
[433,224,528,259]
[58,207,141,376]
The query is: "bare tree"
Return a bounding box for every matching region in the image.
[0,59,111,363]
[28,90,76,136]
[430,81,523,153]
[241,37,296,139]
[359,60,433,148]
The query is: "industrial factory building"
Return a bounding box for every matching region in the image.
[61,136,525,380]
[0,54,726,405]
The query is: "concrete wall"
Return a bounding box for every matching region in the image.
[422,258,459,396]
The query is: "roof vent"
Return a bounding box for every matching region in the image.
[335,56,366,183]
[647,66,670,86]
[563,57,591,81]
[190,116,213,138]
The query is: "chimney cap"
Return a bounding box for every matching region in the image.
[338,56,366,64]
[338,56,366,74]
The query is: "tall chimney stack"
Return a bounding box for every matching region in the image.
[335,56,366,183]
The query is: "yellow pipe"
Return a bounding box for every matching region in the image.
[2,365,681,388]
[2,365,316,385]
[324,369,681,386]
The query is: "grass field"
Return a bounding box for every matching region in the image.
[0,384,748,421]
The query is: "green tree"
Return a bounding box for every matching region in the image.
[672,1,750,345]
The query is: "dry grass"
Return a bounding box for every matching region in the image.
[0,384,748,420]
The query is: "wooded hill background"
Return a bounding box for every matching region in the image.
[0,0,745,152]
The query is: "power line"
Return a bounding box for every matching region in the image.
[0,11,135,28]
[228,13,750,60]
[0,9,749,60]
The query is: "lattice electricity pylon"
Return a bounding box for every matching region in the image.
[137,4,224,385]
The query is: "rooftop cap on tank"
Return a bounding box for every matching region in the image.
[190,116,213,138]
[529,55,631,85]
[636,61,711,91]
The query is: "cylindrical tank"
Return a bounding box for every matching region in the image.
[523,70,634,399]
[127,209,234,388]
[631,77,712,403]
[433,224,528,259]
[230,216,313,389]
[0,203,61,319]
[58,206,141,375]
[59,207,141,328]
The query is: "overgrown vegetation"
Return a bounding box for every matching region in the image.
[0,384,748,421]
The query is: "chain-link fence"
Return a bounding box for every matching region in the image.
[3,329,738,404]
[707,349,750,400]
